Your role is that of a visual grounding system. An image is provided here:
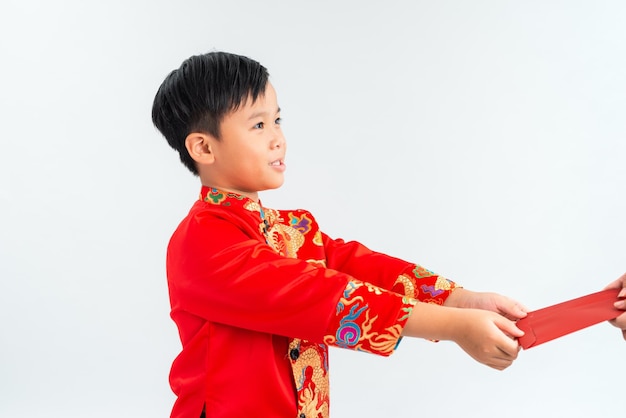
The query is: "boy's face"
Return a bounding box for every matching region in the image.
[204,83,286,200]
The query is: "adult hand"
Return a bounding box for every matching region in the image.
[604,273,626,340]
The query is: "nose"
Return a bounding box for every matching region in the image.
[271,129,286,150]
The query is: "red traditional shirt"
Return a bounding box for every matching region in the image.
[167,186,458,418]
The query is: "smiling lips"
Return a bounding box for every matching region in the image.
[269,159,286,171]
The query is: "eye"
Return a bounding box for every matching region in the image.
[253,121,264,129]
[275,117,282,125]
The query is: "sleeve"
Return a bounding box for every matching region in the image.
[322,232,459,305]
[323,279,417,356]
[167,214,414,355]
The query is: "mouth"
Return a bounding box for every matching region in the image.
[269,159,284,167]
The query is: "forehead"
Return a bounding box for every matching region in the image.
[232,83,278,115]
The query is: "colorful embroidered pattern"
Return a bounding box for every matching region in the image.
[194,187,455,418]
[393,264,456,305]
[324,281,415,357]
[288,212,313,234]
[245,203,307,257]
[421,284,444,297]
[336,303,367,347]
[201,187,245,206]
[290,339,329,418]
[268,224,305,258]
[413,264,436,278]
[246,201,332,417]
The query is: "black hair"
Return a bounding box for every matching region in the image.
[151,51,269,175]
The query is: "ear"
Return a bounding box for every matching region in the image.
[185,132,216,165]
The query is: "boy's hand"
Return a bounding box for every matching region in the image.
[445,288,528,320]
[450,308,524,371]
[403,301,525,371]
[603,272,626,341]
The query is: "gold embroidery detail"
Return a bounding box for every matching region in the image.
[244,203,330,417]
[289,339,330,418]
[306,259,327,268]
[312,230,323,246]
[435,276,453,291]
[363,281,384,296]
[367,324,404,355]
[394,273,415,297]
[243,200,260,212]
[267,224,304,258]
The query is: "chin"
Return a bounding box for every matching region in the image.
[264,180,285,191]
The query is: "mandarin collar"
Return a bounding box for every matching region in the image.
[199,186,263,210]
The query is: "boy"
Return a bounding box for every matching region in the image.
[152,51,528,418]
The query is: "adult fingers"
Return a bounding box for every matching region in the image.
[603,272,626,290]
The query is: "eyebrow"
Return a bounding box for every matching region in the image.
[247,107,281,120]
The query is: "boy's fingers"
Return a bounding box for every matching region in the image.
[511,302,528,318]
[497,317,525,338]
[497,298,528,320]
[497,340,520,359]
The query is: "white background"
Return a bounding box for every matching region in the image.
[1,1,624,417]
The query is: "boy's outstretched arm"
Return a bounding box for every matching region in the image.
[401,302,524,371]
[604,272,626,340]
[444,288,528,321]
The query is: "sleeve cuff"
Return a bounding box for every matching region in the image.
[323,280,417,357]
[392,264,458,305]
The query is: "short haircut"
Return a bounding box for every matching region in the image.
[151,51,269,175]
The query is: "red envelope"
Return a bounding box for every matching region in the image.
[517,288,623,349]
